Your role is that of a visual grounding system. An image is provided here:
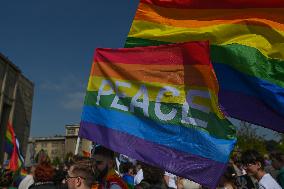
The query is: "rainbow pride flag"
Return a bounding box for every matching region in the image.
[82,150,91,157]
[20,168,28,177]
[4,122,14,155]
[4,122,24,171]
[79,41,236,188]
[126,0,284,132]
[122,174,134,189]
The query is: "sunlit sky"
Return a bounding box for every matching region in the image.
[0,0,139,136]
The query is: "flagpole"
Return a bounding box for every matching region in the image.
[75,137,80,155]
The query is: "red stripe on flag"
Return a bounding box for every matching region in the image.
[6,122,22,171]
[141,0,284,9]
[94,41,211,66]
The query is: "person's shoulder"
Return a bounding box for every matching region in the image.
[259,174,282,189]
[107,176,128,189]
[260,173,274,181]
[279,167,284,174]
[28,182,57,189]
[109,183,123,189]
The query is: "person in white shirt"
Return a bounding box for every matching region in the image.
[164,171,177,189]
[134,163,143,185]
[178,178,201,189]
[18,165,36,189]
[241,150,282,189]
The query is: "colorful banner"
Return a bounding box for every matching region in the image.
[79,41,236,188]
[5,122,24,171]
[125,0,284,132]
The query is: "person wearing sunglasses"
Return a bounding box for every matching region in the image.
[65,160,96,189]
[241,150,282,189]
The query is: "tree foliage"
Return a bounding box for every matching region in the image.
[64,152,74,164]
[35,149,51,163]
[236,122,267,154]
[52,156,61,166]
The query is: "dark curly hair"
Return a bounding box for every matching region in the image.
[241,149,265,169]
[140,162,165,186]
[34,162,55,182]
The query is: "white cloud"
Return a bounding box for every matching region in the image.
[61,92,85,110]
[39,73,87,111]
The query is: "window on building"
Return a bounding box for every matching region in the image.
[42,143,47,147]
[67,129,75,135]
[52,142,58,147]
[51,149,57,155]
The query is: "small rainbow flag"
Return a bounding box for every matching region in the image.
[126,0,284,132]
[122,174,134,189]
[20,168,28,177]
[82,150,91,157]
[79,41,236,188]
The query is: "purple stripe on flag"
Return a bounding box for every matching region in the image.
[219,90,284,132]
[79,121,226,189]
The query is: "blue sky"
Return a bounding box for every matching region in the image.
[0,1,281,140]
[0,0,139,136]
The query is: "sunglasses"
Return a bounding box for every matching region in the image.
[242,162,255,168]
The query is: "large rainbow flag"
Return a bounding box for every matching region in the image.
[4,122,24,171]
[126,0,284,132]
[79,41,236,188]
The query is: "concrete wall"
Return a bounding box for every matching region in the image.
[26,125,92,164]
[0,53,34,163]
[33,137,65,161]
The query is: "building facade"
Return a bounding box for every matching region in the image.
[65,124,92,155]
[26,124,92,164]
[0,53,34,164]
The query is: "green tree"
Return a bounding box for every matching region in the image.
[35,149,51,163]
[276,134,284,152]
[64,152,74,164]
[52,157,61,167]
[236,121,267,154]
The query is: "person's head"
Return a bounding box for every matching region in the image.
[53,168,67,185]
[65,160,96,189]
[270,151,284,170]
[218,165,236,187]
[26,164,37,176]
[0,169,13,188]
[140,162,165,186]
[135,161,143,172]
[65,155,88,168]
[241,150,265,177]
[92,146,115,181]
[120,162,135,176]
[34,162,55,182]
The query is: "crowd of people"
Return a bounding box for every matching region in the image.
[0,146,283,189]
